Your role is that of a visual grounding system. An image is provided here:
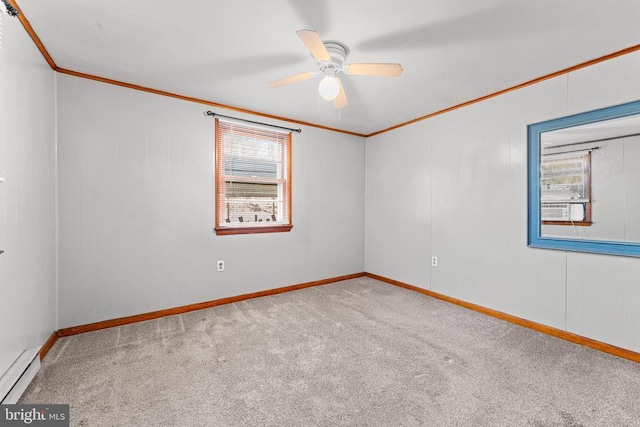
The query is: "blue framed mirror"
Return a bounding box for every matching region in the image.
[528,99,640,257]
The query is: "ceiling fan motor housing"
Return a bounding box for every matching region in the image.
[319,41,348,75]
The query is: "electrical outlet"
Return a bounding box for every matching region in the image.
[217,260,224,272]
[431,256,438,267]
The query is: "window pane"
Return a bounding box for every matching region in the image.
[224,199,282,224]
[541,154,588,201]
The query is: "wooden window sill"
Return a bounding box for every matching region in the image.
[214,225,293,236]
[542,221,592,226]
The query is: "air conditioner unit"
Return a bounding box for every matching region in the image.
[541,203,570,221]
[541,203,586,221]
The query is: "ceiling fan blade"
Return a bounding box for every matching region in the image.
[345,63,403,77]
[333,77,348,109]
[296,29,331,62]
[266,71,316,88]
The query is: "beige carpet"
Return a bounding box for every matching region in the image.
[20,277,640,426]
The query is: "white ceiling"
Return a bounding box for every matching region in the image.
[16,0,640,135]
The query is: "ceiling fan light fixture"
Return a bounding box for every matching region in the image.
[269,30,401,109]
[318,76,340,100]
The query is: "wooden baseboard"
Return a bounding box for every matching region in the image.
[365,272,640,363]
[39,331,59,361]
[57,272,366,337]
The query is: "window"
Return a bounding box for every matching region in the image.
[215,119,292,235]
[540,151,591,226]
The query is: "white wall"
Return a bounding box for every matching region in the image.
[0,14,56,376]
[365,51,640,353]
[56,74,365,328]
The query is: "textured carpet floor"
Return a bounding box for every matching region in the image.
[21,277,640,426]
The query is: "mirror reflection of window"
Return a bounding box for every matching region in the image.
[540,152,591,225]
[539,114,640,242]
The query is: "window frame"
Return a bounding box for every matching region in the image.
[214,119,293,236]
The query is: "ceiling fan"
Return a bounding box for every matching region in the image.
[267,30,403,109]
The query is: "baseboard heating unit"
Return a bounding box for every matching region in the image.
[0,347,40,404]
